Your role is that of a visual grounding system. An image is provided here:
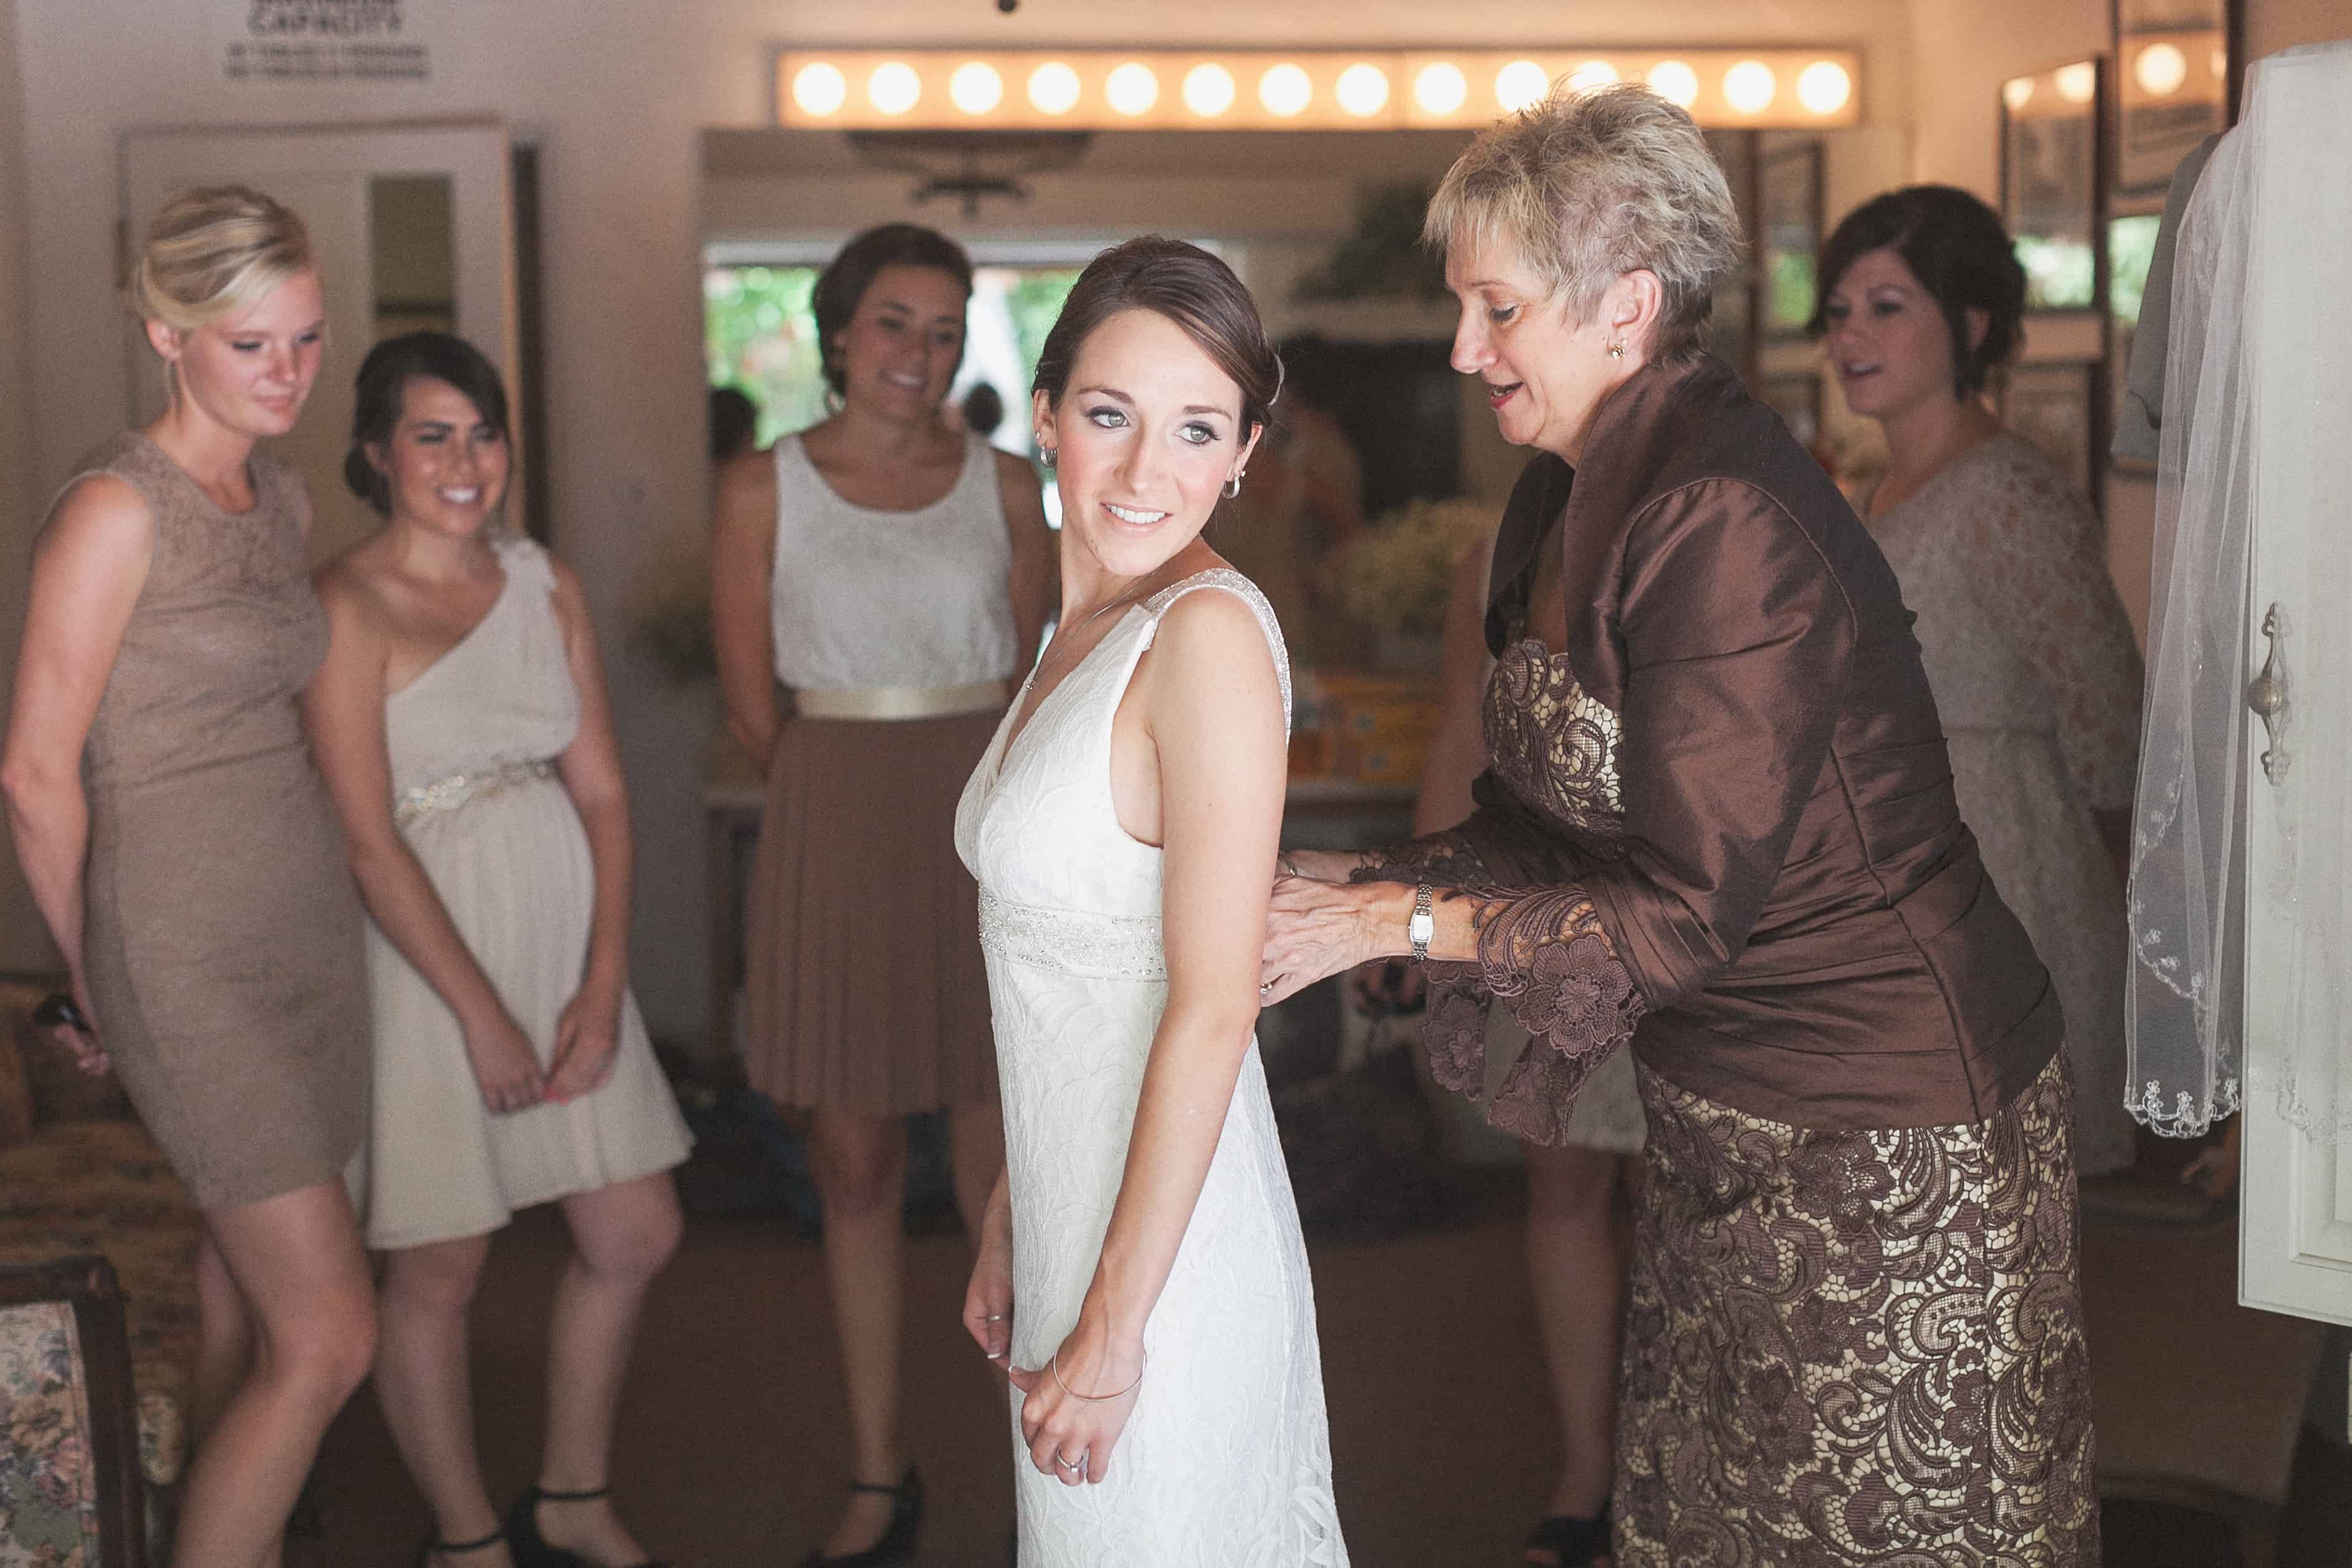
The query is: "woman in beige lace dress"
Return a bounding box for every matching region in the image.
[1816,186,2144,1174]
[2,186,376,1568]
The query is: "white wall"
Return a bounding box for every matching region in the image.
[1,0,1916,1040]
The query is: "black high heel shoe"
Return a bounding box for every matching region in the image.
[414,1527,504,1568]
[1523,1502,1612,1567]
[801,1466,922,1568]
[504,1484,667,1568]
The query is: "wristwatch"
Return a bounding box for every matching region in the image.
[1407,884,1434,965]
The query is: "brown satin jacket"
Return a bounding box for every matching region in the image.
[1418,353,2062,1140]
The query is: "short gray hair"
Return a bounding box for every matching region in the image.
[1425,82,1742,360]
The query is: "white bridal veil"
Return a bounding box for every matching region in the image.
[2126,41,2352,1144]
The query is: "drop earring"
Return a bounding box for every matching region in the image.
[1038,445,1057,468]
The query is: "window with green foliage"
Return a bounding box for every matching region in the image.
[704,263,1084,453]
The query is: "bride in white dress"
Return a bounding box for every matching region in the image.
[953,237,1348,1566]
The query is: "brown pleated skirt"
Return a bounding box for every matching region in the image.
[740,710,1000,1115]
[1615,1049,2099,1566]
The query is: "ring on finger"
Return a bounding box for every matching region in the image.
[1053,1450,1084,1473]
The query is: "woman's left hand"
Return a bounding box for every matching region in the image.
[545,978,624,1103]
[1007,1318,1145,1486]
[1260,874,1392,1005]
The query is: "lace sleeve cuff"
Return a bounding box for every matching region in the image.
[1352,829,1647,1145]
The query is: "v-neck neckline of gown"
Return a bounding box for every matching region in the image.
[985,601,1151,795]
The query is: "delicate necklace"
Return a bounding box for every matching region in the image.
[1026,577,1158,689]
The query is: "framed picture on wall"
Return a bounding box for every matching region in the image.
[2001,58,2104,313]
[2002,359,2105,509]
[2110,0,2237,210]
[1757,141,1824,338]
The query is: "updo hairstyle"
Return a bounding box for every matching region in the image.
[127,185,315,332]
[1031,236,1283,439]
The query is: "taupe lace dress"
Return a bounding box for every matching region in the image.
[1385,357,2098,1565]
[1868,434,2144,1173]
[66,433,369,1210]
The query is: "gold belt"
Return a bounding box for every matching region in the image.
[792,679,1008,721]
[394,758,559,828]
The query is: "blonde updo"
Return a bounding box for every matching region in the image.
[126,185,315,332]
[1425,82,1741,361]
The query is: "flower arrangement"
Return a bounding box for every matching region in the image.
[1325,495,1496,635]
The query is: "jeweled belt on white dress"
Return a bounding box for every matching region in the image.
[977,889,1165,981]
[393,758,559,828]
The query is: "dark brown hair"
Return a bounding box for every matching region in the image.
[344,331,510,516]
[1031,237,1281,436]
[1811,184,2026,400]
[811,223,975,398]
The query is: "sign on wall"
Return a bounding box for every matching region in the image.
[214,1,446,85]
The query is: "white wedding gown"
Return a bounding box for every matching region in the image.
[954,569,1349,1567]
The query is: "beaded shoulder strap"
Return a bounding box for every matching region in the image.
[1142,568,1292,734]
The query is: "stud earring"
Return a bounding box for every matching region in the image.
[1225,469,1246,499]
[1607,341,1626,360]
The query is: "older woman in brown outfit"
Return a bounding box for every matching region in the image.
[1263,86,2098,1565]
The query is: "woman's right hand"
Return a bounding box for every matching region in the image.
[52,974,109,1076]
[963,1187,1015,1368]
[461,1007,544,1114]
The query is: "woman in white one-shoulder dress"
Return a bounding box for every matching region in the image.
[953,238,1348,1566]
[305,332,689,1568]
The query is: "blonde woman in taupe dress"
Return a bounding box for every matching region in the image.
[1,187,376,1568]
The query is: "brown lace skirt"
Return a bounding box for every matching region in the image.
[740,710,999,1116]
[1615,1051,2098,1566]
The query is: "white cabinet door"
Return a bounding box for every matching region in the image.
[121,120,515,563]
[2237,49,2352,1331]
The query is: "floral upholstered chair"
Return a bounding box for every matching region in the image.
[0,1255,147,1568]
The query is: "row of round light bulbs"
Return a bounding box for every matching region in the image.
[2001,41,2224,113]
[791,55,1855,122]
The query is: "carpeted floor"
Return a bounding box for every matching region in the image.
[282,1171,2351,1568]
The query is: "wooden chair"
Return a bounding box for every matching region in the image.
[0,1254,149,1568]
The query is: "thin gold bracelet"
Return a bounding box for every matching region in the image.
[1050,1350,1146,1402]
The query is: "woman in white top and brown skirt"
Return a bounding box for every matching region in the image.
[709,222,1054,1566]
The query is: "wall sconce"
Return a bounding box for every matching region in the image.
[777,47,1865,131]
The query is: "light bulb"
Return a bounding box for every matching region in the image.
[1496,59,1550,113]
[1413,61,1468,117]
[1028,61,1081,116]
[1796,60,1852,115]
[1336,62,1390,118]
[1645,60,1699,108]
[1723,60,1777,115]
[2055,61,2097,104]
[2135,42,2187,97]
[2003,75,2035,112]
[1567,59,1618,92]
[949,61,1003,115]
[791,62,847,118]
[1182,63,1236,118]
[868,61,920,117]
[1106,62,1160,117]
[1259,62,1312,117]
